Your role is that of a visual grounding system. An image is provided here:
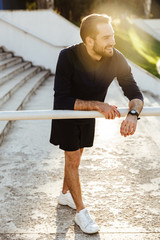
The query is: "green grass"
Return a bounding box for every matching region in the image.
[113,18,160,78]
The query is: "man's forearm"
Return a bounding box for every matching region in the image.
[74,99,121,119]
[74,99,101,111]
[128,98,144,114]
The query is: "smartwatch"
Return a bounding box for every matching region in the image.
[128,109,140,120]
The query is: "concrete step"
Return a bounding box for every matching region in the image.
[0,66,41,106]
[0,70,50,145]
[0,52,13,61]
[0,61,32,85]
[0,57,22,71]
[0,47,4,53]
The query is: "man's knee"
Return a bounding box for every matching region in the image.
[65,149,82,169]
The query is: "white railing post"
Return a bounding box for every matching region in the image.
[0,107,160,121]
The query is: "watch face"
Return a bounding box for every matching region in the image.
[130,110,136,114]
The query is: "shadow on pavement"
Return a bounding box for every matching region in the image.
[54,205,101,240]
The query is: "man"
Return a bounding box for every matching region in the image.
[50,13,143,234]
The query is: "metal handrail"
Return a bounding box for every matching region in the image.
[0,107,159,121]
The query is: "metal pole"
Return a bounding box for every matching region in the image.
[0,107,160,121]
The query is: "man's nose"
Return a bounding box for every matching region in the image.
[109,36,116,46]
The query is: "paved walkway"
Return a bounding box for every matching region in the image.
[0,76,160,240]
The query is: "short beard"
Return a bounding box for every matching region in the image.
[93,43,113,58]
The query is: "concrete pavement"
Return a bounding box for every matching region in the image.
[0,76,160,240]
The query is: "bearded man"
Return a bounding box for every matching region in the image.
[50,13,143,234]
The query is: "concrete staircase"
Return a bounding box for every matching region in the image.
[0,46,51,145]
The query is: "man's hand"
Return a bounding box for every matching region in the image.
[98,103,121,119]
[120,114,137,137]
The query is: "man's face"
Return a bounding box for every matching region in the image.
[92,23,115,58]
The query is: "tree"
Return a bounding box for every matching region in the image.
[36,0,54,9]
[54,0,93,24]
[54,0,160,23]
[143,0,152,18]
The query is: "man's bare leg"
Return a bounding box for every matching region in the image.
[62,148,85,212]
[62,148,83,193]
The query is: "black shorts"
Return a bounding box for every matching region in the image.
[50,119,95,151]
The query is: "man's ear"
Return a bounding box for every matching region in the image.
[85,36,94,47]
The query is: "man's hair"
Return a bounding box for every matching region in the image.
[80,13,111,43]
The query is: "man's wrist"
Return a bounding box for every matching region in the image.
[95,101,106,112]
[128,109,140,120]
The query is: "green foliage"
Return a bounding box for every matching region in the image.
[26,1,36,10]
[114,19,160,78]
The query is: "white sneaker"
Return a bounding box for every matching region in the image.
[75,208,99,234]
[58,191,76,209]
